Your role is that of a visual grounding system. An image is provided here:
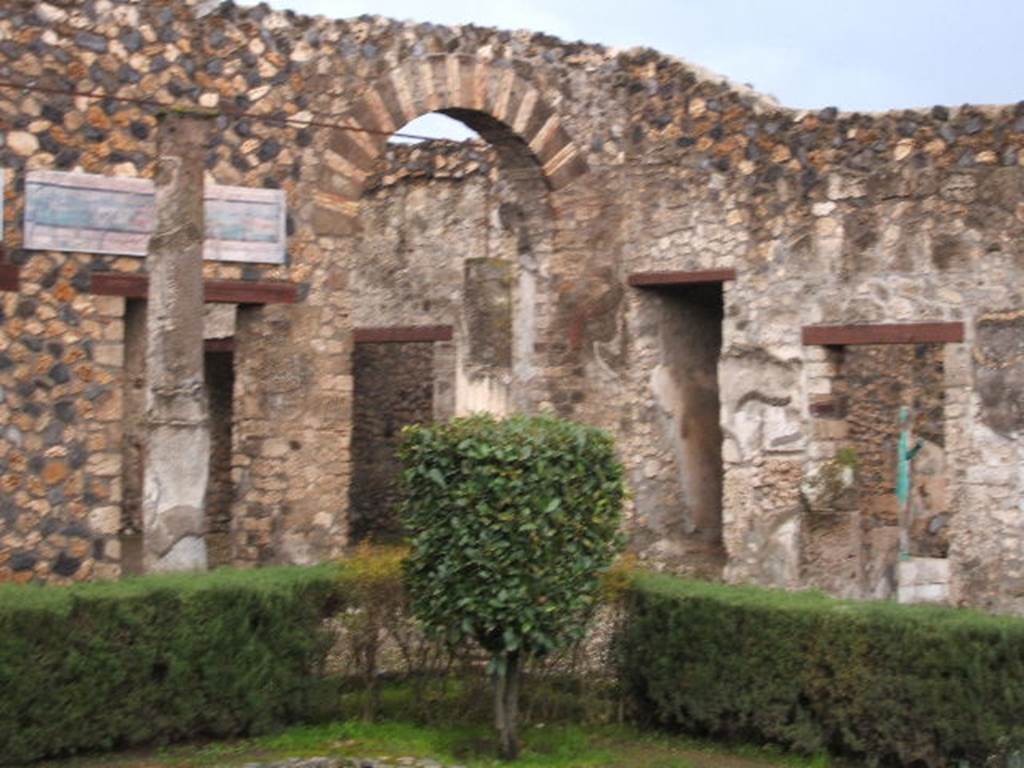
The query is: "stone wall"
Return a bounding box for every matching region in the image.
[1,0,1023,611]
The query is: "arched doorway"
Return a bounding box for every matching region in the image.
[339,57,587,542]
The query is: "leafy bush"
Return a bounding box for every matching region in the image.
[399,413,626,758]
[0,565,339,765]
[620,572,1024,766]
[333,544,629,728]
[334,543,457,720]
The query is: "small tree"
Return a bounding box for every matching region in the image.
[399,414,625,760]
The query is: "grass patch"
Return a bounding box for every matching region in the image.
[38,720,833,768]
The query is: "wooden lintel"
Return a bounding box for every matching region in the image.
[88,272,148,298]
[627,269,737,288]
[0,263,18,292]
[203,279,300,304]
[203,337,235,353]
[354,325,454,344]
[801,322,965,346]
[89,272,300,304]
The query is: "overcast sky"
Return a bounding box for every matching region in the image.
[270,0,1024,140]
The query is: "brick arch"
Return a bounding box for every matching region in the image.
[313,54,588,233]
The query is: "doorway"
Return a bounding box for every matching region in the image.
[644,282,725,573]
[349,340,436,543]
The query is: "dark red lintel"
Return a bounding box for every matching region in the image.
[627,269,737,288]
[353,325,454,344]
[203,337,235,353]
[89,272,300,304]
[0,263,18,292]
[801,322,964,346]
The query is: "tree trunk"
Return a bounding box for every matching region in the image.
[494,650,522,760]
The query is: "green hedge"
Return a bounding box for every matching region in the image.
[0,565,339,765]
[620,573,1024,766]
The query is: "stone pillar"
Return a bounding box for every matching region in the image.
[142,110,213,572]
[457,257,514,415]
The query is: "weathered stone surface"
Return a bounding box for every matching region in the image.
[974,310,1024,436]
[142,112,212,573]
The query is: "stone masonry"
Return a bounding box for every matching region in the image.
[1,1,1023,612]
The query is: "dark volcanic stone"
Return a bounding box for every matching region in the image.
[54,400,76,423]
[42,420,64,446]
[70,269,91,292]
[129,120,150,140]
[48,363,71,385]
[75,31,108,53]
[38,131,61,154]
[52,552,81,577]
[68,441,87,469]
[55,148,80,169]
[120,28,142,52]
[63,522,91,539]
[257,138,281,162]
[0,41,22,59]
[9,551,36,572]
[41,103,64,123]
[118,63,141,84]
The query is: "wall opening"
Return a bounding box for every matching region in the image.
[204,344,235,567]
[119,302,238,574]
[349,341,436,543]
[648,283,725,571]
[119,299,146,576]
[838,343,948,600]
[344,95,558,541]
[839,343,948,558]
[805,341,949,601]
[361,106,554,416]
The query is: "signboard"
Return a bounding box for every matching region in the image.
[24,170,286,264]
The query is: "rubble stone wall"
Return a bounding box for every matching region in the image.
[1,0,1023,611]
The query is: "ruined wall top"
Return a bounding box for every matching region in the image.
[6,1,1021,175]
[366,140,497,192]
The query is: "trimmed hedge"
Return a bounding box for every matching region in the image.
[0,565,339,765]
[621,573,1024,766]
